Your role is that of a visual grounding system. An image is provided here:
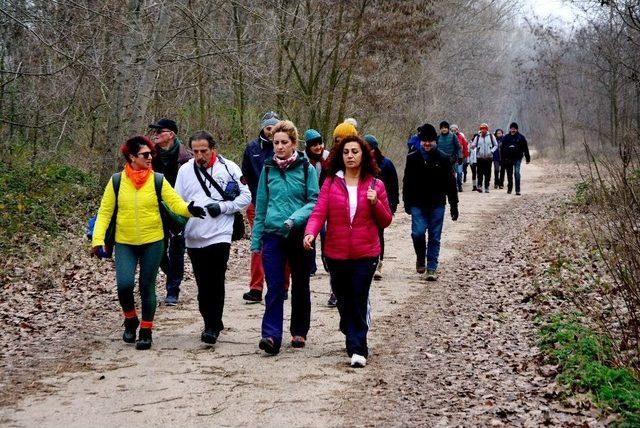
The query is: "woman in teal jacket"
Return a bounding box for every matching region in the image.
[251,120,319,355]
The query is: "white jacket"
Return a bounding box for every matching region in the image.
[175,156,251,248]
[473,133,497,160]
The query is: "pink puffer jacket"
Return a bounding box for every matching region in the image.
[305,173,393,260]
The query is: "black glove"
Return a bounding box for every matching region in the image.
[450,205,459,221]
[205,202,222,218]
[188,201,206,219]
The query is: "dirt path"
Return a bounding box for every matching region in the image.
[0,161,585,427]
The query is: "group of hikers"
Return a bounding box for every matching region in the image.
[90,112,531,368]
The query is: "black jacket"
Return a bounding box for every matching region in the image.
[500,132,530,163]
[241,132,273,205]
[378,156,399,214]
[403,148,458,211]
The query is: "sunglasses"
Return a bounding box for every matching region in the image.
[136,152,153,159]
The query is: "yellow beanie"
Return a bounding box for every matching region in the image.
[333,122,358,139]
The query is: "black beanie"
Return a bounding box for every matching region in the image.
[439,121,450,130]
[509,122,518,130]
[417,123,438,142]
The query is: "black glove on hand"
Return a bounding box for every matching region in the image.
[450,205,459,221]
[188,201,206,219]
[205,202,222,218]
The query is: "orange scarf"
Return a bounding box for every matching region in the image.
[124,163,152,190]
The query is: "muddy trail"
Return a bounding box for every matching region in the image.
[0,161,595,427]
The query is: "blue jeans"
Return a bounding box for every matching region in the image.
[261,231,312,346]
[411,206,445,271]
[160,232,185,298]
[455,163,463,190]
[504,159,522,193]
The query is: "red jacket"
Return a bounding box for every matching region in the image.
[305,173,393,260]
[457,132,470,158]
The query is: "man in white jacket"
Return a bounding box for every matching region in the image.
[471,123,497,193]
[175,130,251,344]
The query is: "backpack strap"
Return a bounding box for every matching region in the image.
[153,172,164,209]
[112,172,122,202]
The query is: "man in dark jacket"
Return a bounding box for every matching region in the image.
[500,122,531,195]
[364,134,399,280]
[403,123,459,281]
[241,111,280,303]
[149,118,193,306]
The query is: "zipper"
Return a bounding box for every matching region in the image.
[134,184,140,242]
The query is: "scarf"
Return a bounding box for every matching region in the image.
[125,163,152,190]
[208,153,218,168]
[154,138,181,169]
[274,151,298,170]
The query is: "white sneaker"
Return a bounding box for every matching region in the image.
[350,354,367,368]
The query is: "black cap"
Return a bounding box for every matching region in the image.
[417,123,438,142]
[149,118,178,134]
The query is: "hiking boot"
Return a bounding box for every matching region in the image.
[475,188,483,193]
[259,337,279,355]
[373,261,383,281]
[201,327,219,344]
[327,293,338,307]
[484,188,490,193]
[164,294,179,306]
[291,336,306,348]
[472,185,478,191]
[515,192,521,196]
[507,189,512,194]
[350,354,367,368]
[425,269,438,281]
[243,289,262,303]
[416,260,426,274]
[135,328,152,350]
[458,187,463,192]
[122,316,139,343]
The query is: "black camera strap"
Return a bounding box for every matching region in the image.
[193,161,234,202]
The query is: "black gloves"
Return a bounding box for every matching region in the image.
[188,201,206,219]
[450,204,459,221]
[205,202,222,218]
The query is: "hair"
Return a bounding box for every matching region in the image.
[494,128,504,138]
[189,130,216,148]
[271,120,299,146]
[121,135,155,163]
[327,135,380,179]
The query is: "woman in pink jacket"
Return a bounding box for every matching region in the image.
[304,135,392,367]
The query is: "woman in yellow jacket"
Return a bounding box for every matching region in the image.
[91,135,206,350]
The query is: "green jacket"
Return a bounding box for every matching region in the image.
[251,152,318,251]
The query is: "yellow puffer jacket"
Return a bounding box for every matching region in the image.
[92,171,190,247]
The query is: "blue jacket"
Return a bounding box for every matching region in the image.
[493,136,503,162]
[407,134,421,151]
[437,132,461,162]
[241,132,273,204]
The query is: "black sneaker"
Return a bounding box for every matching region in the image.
[327,293,337,307]
[416,260,426,274]
[135,328,153,350]
[458,186,463,192]
[515,192,521,196]
[123,317,139,343]
[259,337,279,355]
[201,327,219,344]
[243,289,262,303]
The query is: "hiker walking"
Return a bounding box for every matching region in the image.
[471,123,497,193]
[251,120,319,355]
[403,123,459,281]
[304,135,392,367]
[437,121,462,165]
[364,134,399,280]
[175,131,251,345]
[500,122,531,195]
[91,136,205,350]
[493,128,505,189]
[148,118,193,306]
[469,132,479,191]
[450,124,468,192]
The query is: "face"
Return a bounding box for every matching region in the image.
[191,139,215,167]
[510,127,517,135]
[451,128,458,134]
[342,142,362,169]
[440,126,449,134]
[421,140,436,151]
[152,128,174,146]
[273,131,296,159]
[480,128,488,136]
[263,125,274,140]
[496,130,504,138]
[309,140,324,155]
[130,144,153,170]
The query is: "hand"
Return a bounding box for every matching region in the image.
[284,219,294,230]
[205,202,221,218]
[188,201,206,219]
[450,205,459,221]
[367,188,378,205]
[303,234,315,250]
[90,246,103,258]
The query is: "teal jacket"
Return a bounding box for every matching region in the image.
[251,152,319,251]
